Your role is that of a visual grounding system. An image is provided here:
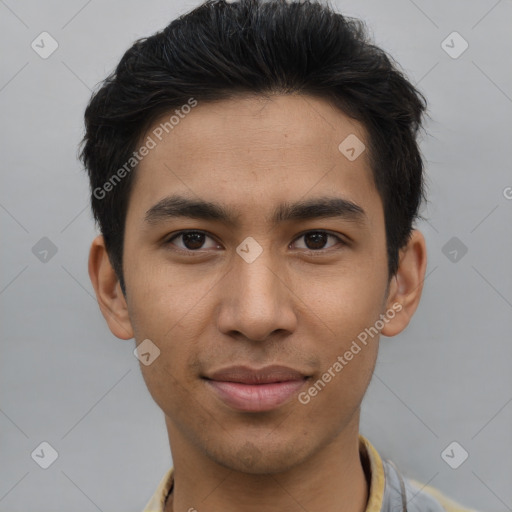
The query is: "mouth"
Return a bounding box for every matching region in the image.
[203,365,310,412]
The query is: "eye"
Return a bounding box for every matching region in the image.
[291,231,345,251]
[164,229,346,254]
[166,230,219,251]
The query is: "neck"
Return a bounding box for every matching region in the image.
[164,418,369,512]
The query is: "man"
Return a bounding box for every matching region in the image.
[81,0,479,510]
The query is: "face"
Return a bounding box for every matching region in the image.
[114,94,398,473]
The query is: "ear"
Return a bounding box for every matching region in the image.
[88,235,134,340]
[381,229,427,337]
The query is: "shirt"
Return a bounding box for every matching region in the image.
[142,434,479,512]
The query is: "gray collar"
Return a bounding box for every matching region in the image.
[381,458,446,512]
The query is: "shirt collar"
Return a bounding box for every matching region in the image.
[142,434,386,512]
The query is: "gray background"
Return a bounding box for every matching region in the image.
[1,0,511,510]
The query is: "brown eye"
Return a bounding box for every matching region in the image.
[181,232,206,250]
[292,231,344,251]
[304,232,328,250]
[167,231,218,251]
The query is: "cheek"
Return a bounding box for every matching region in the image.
[138,359,205,430]
[125,249,213,335]
[294,259,387,335]
[293,260,385,399]
[126,266,217,395]
[296,342,377,443]
[301,318,379,421]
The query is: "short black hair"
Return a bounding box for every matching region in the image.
[80,0,427,297]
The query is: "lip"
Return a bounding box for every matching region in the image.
[204,365,309,412]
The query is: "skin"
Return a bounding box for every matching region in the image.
[89,94,427,512]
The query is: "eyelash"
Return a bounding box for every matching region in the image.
[164,230,347,255]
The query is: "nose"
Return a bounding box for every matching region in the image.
[216,250,298,342]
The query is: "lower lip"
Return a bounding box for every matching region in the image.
[205,378,307,412]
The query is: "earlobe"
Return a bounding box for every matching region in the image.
[88,235,134,340]
[381,229,428,337]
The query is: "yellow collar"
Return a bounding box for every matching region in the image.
[142,434,385,512]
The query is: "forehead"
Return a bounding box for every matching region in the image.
[127,93,381,225]
[143,94,366,161]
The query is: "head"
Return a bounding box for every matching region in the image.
[84,0,427,474]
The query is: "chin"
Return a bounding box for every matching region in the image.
[205,436,313,475]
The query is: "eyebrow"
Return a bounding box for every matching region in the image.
[143,194,367,228]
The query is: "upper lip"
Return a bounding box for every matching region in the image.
[205,365,308,384]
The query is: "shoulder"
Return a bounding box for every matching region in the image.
[378,455,479,512]
[406,478,481,512]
